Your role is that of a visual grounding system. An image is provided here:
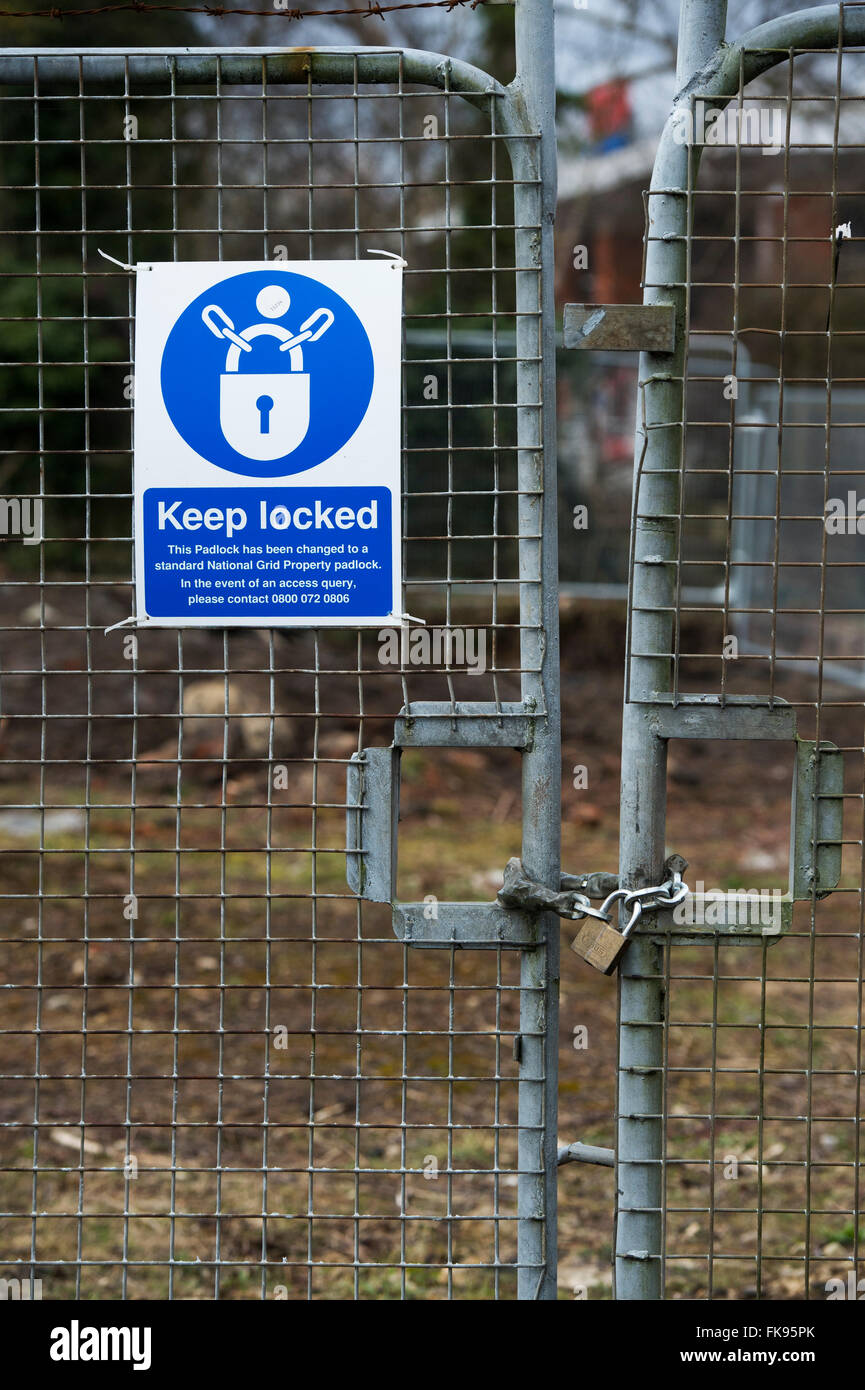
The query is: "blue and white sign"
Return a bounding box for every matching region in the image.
[133,260,402,626]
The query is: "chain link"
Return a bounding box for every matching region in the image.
[610,868,690,939]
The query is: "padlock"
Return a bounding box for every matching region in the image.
[570,891,639,975]
[571,865,691,974]
[219,325,310,461]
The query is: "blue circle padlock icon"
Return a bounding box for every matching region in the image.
[201,297,334,462]
[161,270,374,478]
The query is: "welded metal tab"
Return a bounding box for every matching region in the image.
[392,901,540,948]
[646,694,797,742]
[394,701,536,749]
[346,747,399,903]
[653,893,794,938]
[563,303,676,353]
[791,739,844,899]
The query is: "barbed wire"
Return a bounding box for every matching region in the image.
[0,0,499,18]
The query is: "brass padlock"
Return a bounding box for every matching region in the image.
[570,890,639,975]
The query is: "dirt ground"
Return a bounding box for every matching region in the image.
[0,590,861,1299]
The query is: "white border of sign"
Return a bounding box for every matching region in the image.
[133,259,403,627]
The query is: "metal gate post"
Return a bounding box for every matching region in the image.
[513,0,561,1301]
[615,0,729,1301]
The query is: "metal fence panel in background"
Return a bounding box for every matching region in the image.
[619,0,865,1300]
[0,10,562,1299]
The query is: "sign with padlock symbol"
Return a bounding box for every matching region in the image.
[152,269,375,478]
[133,260,403,628]
[218,327,311,462]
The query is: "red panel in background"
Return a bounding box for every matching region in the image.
[586,79,632,147]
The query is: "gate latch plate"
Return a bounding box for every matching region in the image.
[345,702,546,949]
[563,303,676,353]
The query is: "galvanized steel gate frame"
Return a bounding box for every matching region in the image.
[0,0,562,1300]
[618,0,865,1300]
[5,0,860,1305]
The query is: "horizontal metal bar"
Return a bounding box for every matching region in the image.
[645,695,797,742]
[557,1141,615,1168]
[392,902,540,948]
[0,47,508,102]
[718,5,865,87]
[649,896,794,939]
[394,702,538,748]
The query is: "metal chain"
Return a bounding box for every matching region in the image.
[609,865,690,940]
[498,854,690,938]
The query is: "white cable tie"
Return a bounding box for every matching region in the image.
[98,248,135,272]
[367,249,408,267]
[104,614,138,636]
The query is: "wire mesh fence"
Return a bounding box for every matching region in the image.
[6,0,865,1311]
[0,46,556,1299]
[621,2,865,1300]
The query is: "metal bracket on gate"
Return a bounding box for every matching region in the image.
[345,701,548,949]
[641,696,844,942]
[563,303,676,354]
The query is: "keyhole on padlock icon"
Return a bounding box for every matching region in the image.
[256,394,274,435]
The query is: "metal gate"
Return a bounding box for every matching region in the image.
[618,0,865,1300]
[0,2,562,1299]
[6,0,862,1309]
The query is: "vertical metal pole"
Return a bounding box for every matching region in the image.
[615,0,728,1301]
[676,0,729,88]
[513,0,561,1300]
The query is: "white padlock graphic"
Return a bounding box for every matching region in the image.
[219,323,310,462]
